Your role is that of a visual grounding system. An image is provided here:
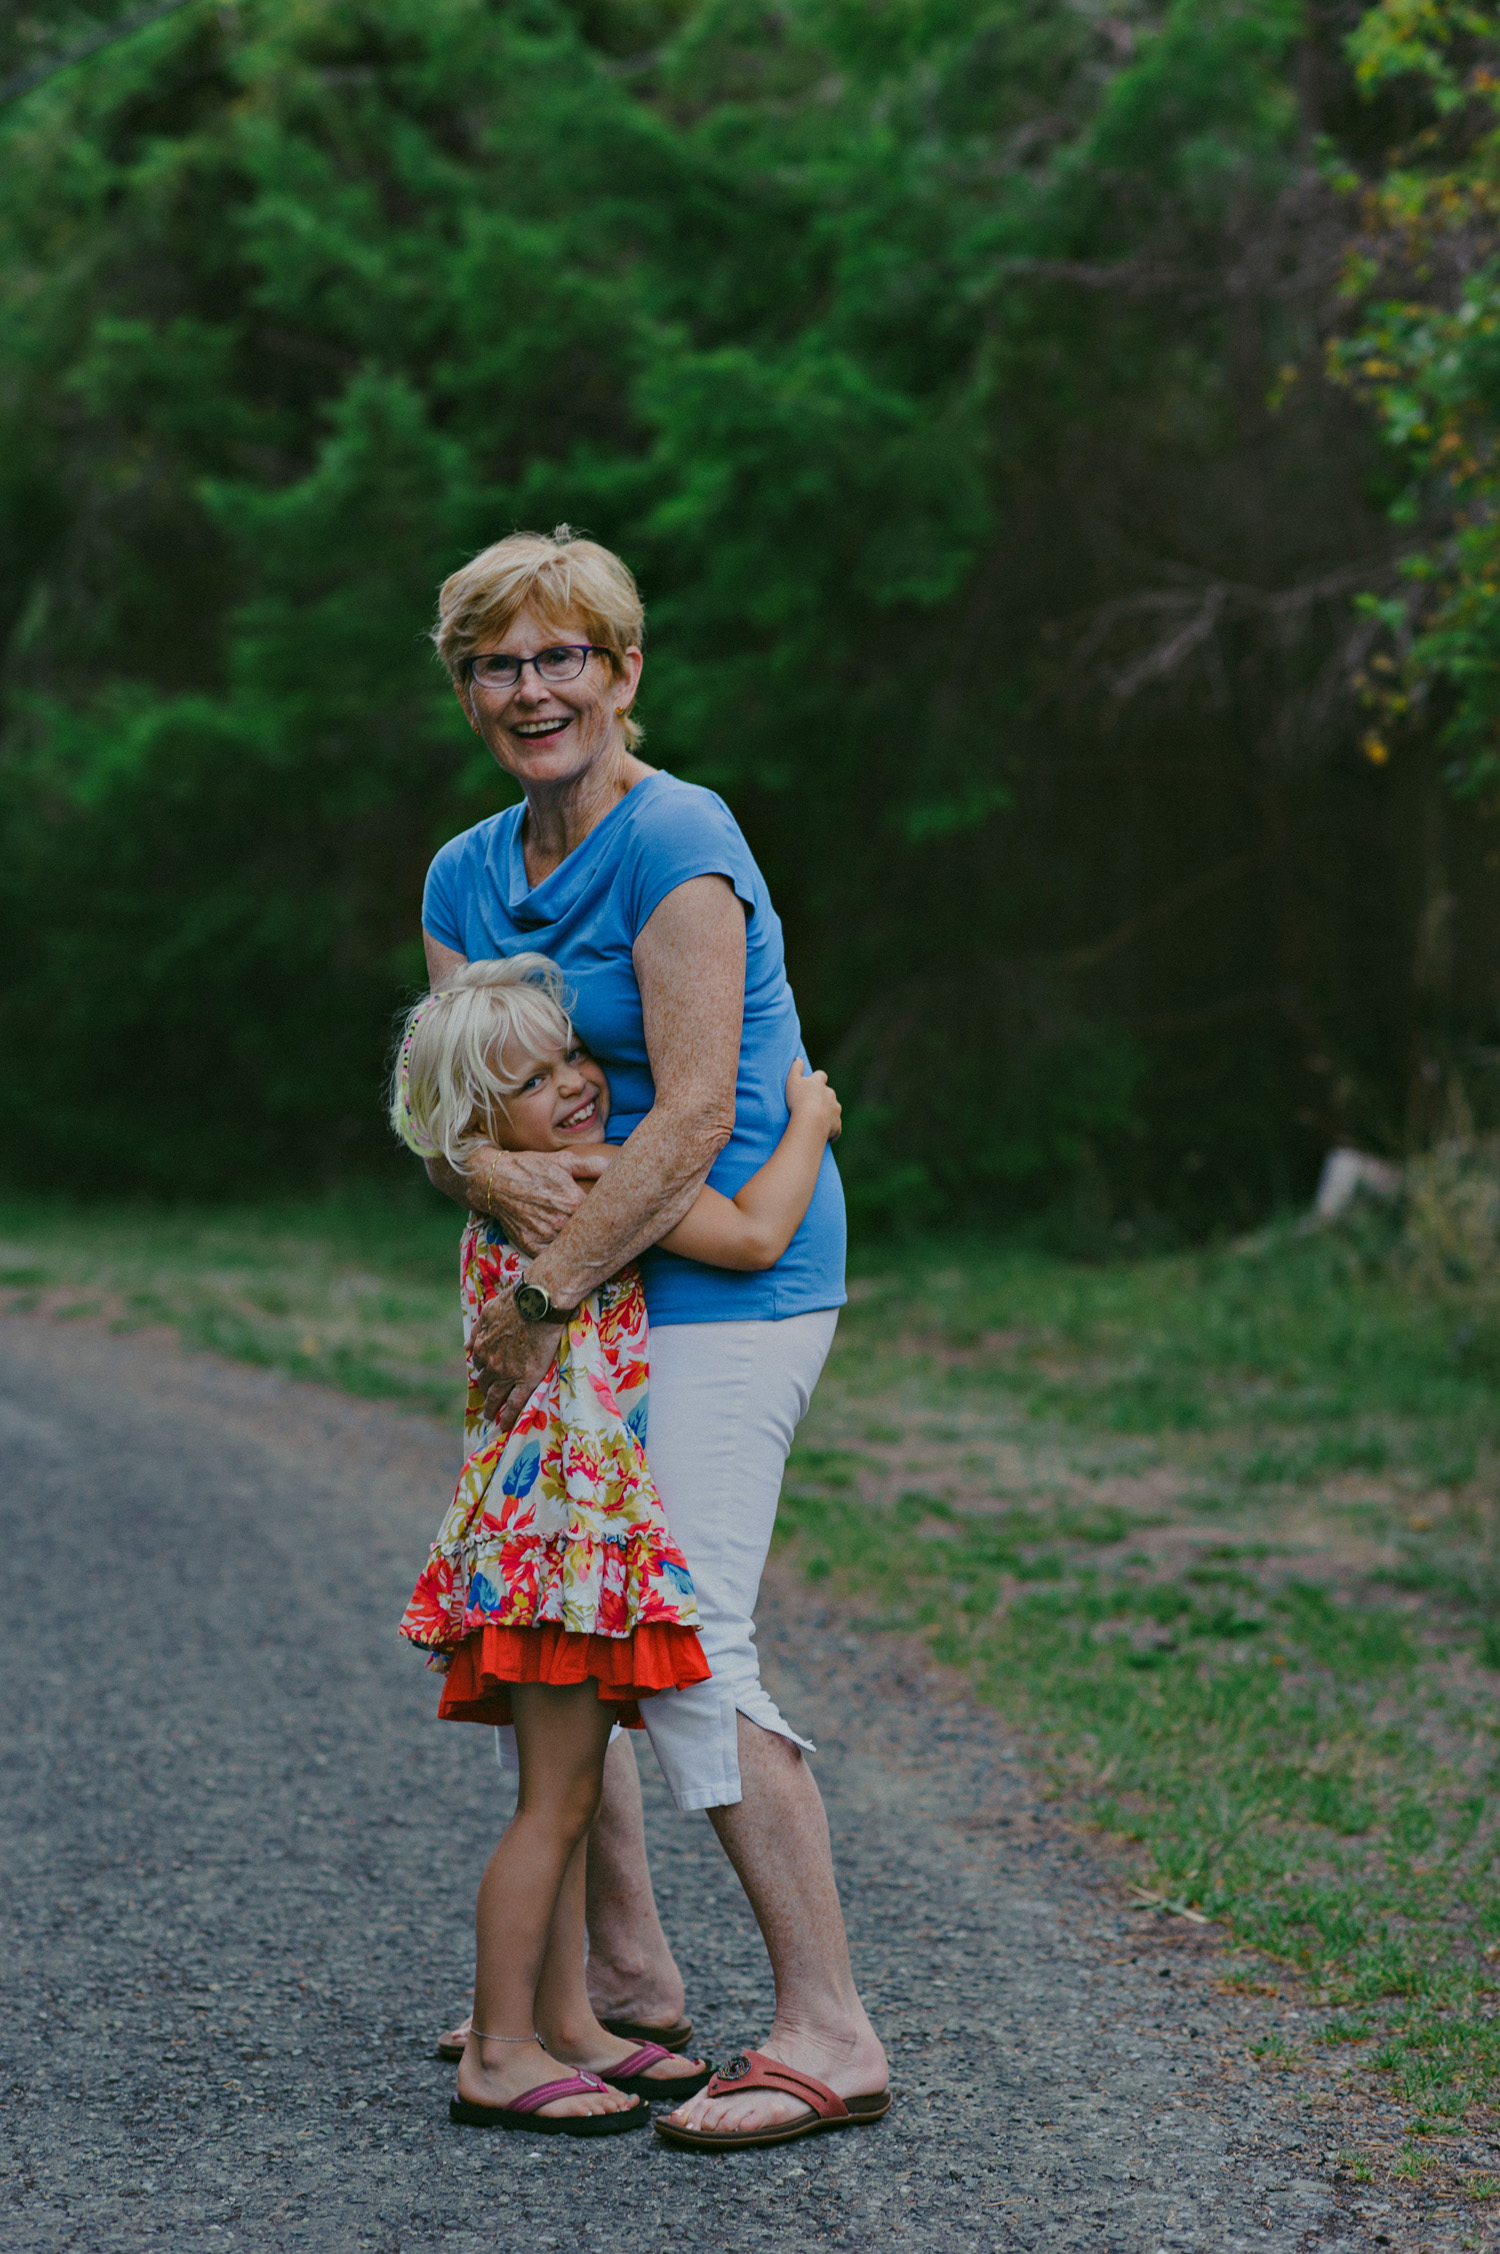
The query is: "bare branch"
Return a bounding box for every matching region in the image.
[994,257,1191,295]
[1108,586,1226,700]
[1055,854,1266,973]
[1060,552,1415,710]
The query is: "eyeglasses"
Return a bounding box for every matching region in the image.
[466,644,606,691]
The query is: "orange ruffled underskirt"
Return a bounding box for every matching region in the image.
[436,1621,712,1728]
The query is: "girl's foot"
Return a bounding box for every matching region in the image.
[548,2029,713,2100]
[455,2033,639,2121]
[440,2007,696,2061]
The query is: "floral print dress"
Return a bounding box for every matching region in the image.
[399,1218,710,1726]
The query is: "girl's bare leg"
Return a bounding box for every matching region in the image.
[441,1731,686,2052]
[534,1831,707,2087]
[584,1732,688,2027]
[536,1831,619,2049]
[455,1681,635,2121]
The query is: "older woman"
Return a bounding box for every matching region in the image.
[419,527,887,2148]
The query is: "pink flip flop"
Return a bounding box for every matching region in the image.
[450,2072,647,2138]
[596,2042,714,2101]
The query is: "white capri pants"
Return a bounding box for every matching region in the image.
[495,1308,838,1811]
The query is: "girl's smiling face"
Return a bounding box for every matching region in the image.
[494,1038,611,1153]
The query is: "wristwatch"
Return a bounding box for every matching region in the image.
[513,1278,578,1325]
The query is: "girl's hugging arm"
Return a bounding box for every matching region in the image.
[656,1061,841,1272]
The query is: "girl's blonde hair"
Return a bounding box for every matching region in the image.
[433,525,646,752]
[391,955,575,1170]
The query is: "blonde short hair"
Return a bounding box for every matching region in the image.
[390,955,575,1170]
[433,525,645,752]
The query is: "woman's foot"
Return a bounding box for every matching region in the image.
[584,1961,688,2035]
[455,2033,639,2121]
[661,2017,888,2139]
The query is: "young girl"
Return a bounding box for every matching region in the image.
[391,954,841,2137]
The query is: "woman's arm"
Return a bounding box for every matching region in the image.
[657,1062,840,1270]
[420,932,609,1254]
[469,875,745,1427]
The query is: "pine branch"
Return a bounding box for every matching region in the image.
[0,0,201,108]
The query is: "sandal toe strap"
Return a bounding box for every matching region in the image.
[507,2073,609,2113]
[703,2050,846,2120]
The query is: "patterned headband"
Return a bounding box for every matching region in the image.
[395,988,454,1140]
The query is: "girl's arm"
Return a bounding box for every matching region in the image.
[658,1062,841,1271]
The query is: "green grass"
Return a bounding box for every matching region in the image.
[3,1191,1498,2121]
[779,1229,1500,2122]
[0,1187,468,1416]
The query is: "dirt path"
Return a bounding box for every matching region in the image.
[0,1314,1398,2251]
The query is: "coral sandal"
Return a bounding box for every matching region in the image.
[651,2050,891,2151]
[597,2042,714,2102]
[450,2073,648,2138]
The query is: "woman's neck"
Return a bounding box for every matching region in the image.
[520,748,652,885]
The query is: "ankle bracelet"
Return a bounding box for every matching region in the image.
[469,2029,543,2044]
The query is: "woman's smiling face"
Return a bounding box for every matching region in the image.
[494,1037,611,1153]
[457,605,642,792]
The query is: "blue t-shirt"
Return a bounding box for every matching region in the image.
[421,770,847,1325]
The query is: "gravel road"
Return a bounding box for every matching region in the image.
[0,1315,1388,2252]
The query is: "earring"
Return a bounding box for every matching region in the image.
[615,705,627,717]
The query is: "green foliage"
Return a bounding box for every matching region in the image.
[0,1183,467,1408]
[0,0,1473,1215]
[774,1222,1500,2114]
[1331,0,1500,786]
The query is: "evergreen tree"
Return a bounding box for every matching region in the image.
[1,0,1488,1222]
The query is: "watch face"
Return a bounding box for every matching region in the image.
[514,1281,549,1323]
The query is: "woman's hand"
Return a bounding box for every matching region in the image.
[470,1289,565,1430]
[784,1059,841,1143]
[466,1144,613,1256]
